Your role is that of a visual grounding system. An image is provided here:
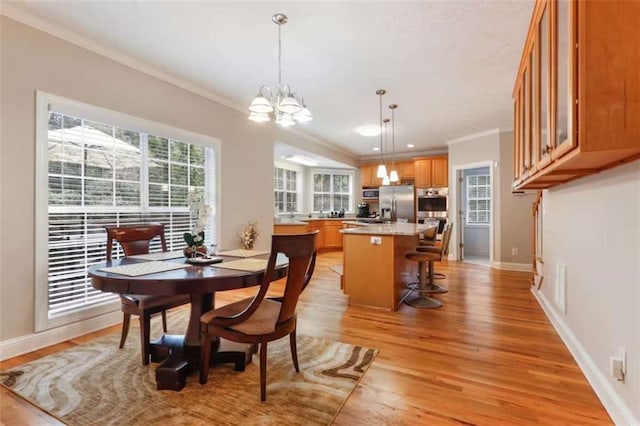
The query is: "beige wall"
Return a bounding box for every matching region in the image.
[499,131,535,264]
[447,130,533,265]
[0,17,356,340]
[540,160,640,421]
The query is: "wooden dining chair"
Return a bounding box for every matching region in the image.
[105,224,191,365]
[199,231,318,401]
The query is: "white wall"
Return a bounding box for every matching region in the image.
[538,160,640,423]
[0,16,356,342]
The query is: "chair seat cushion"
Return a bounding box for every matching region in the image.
[201,297,282,336]
[404,251,441,262]
[122,294,190,309]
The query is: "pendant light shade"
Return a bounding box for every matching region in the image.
[382,174,391,186]
[377,164,388,178]
[389,170,399,182]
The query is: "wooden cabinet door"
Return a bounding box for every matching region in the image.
[360,165,375,187]
[399,162,415,180]
[431,158,448,187]
[414,160,432,187]
[323,224,343,249]
[306,221,324,249]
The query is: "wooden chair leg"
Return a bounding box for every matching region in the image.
[289,328,300,373]
[260,340,268,402]
[119,313,131,349]
[199,326,212,385]
[161,310,168,332]
[139,312,151,366]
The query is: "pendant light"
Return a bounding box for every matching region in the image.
[375,89,387,178]
[389,104,399,183]
[382,118,391,185]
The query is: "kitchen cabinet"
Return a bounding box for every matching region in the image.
[323,222,343,250]
[512,0,640,190]
[305,220,325,249]
[398,161,415,180]
[273,224,308,235]
[415,157,448,188]
[360,165,378,188]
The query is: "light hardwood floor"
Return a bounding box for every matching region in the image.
[0,251,611,425]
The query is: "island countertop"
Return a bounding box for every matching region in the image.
[340,223,435,236]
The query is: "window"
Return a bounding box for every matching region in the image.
[274,167,298,213]
[36,93,219,331]
[466,174,491,225]
[312,172,352,212]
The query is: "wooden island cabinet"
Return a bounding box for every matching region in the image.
[512,0,639,190]
[274,219,348,251]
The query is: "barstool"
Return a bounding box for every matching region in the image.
[403,251,443,309]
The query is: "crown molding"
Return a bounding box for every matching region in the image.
[358,148,448,165]
[1,4,357,159]
[445,128,501,146]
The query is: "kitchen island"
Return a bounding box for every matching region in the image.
[340,223,435,310]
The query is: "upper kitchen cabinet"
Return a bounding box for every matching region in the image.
[397,161,415,180]
[415,157,448,188]
[360,164,378,187]
[513,0,640,190]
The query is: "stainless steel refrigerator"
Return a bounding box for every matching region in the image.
[379,185,415,223]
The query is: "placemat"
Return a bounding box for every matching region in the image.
[215,248,271,258]
[98,261,189,277]
[213,255,288,272]
[128,251,184,261]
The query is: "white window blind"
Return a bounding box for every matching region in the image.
[274,167,298,213]
[37,95,218,331]
[466,174,491,225]
[312,172,351,212]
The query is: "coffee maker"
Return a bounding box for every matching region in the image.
[356,203,370,218]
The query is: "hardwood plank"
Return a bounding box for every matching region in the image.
[0,252,611,424]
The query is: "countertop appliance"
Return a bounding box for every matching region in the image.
[379,185,415,223]
[356,203,370,218]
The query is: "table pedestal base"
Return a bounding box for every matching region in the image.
[150,335,255,391]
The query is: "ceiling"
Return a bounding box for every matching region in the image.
[7,1,534,158]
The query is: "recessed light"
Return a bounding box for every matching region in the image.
[407,144,415,148]
[372,147,380,151]
[355,125,381,137]
[283,155,318,167]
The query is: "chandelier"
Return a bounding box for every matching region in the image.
[248,13,312,127]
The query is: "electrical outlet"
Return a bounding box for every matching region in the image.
[610,348,627,382]
[370,236,382,245]
[512,247,519,256]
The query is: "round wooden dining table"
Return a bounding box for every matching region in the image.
[88,255,287,391]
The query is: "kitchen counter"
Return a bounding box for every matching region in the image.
[340,223,435,236]
[273,218,308,226]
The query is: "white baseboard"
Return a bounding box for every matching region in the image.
[0,311,122,361]
[531,288,639,425]
[492,261,532,272]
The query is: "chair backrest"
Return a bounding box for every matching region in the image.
[422,225,438,244]
[440,222,454,257]
[261,232,318,325]
[104,224,167,261]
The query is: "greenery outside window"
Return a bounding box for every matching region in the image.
[312,172,352,212]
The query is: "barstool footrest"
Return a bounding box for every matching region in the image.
[406,282,448,293]
[405,294,443,309]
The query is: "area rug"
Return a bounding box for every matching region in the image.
[1,310,378,425]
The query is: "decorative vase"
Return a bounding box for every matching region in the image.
[242,240,254,250]
[183,245,207,258]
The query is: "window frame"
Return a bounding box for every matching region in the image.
[310,168,355,213]
[35,92,221,331]
[273,162,302,214]
[465,174,491,226]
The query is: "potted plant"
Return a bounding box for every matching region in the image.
[184,190,210,258]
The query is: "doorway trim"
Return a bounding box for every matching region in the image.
[450,160,496,264]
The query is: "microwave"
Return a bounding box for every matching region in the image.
[362,189,379,199]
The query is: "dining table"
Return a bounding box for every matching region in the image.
[88,252,288,391]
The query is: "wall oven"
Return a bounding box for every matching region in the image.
[416,188,448,219]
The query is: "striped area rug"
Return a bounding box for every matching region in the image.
[1,310,377,425]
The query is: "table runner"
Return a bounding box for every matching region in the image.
[128,251,184,261]
[215,249,271,258]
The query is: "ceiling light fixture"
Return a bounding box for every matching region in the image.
[376,89,387,179]
[407,144,415,148]
[283,155,318,167]
[373,147,380,151]
[284,155,318,167]
[355,125,382,137]
[388,104,399,183]
[248,14,312,126]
